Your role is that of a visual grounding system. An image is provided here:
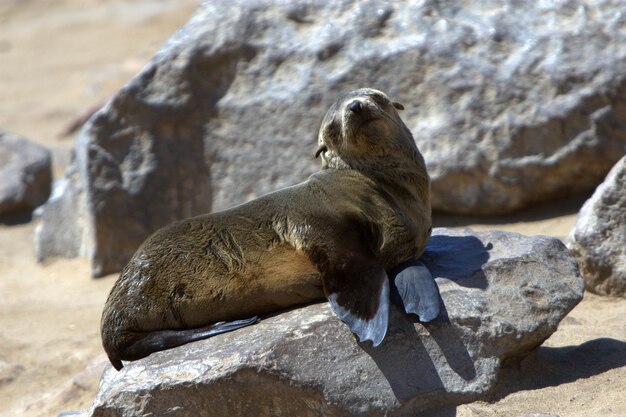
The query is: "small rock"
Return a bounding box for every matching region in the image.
[77,228,583,417]
[0,130,52,216]
[568,156,626,297]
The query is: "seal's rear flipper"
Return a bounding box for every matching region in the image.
[390,260,440,322]
[112,316,259,370]
[328,279,389,346]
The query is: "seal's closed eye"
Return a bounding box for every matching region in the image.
[392,102,404,111]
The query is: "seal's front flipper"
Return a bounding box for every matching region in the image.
[328,279,389,346]
[323,251,389,347]
[390,260,440,322]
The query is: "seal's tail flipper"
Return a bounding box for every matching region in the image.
[111,316,259,370]
[390,260,440,322]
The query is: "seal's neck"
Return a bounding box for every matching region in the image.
[323,146,430,221]
[368,153,430,216]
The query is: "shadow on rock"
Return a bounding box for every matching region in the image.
[425,303,477,382]
[422,234,492,289]
[361,234,491,405]
[361,306,446,403]
[489,337,626,401]
[362,304,476,406]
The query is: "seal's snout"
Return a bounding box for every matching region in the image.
[348,100,362,113]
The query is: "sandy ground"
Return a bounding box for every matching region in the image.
[0,1,624,416]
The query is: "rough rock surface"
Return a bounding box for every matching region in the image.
[568,156,626,297]
[35,162,92,261]
[36,104,212,276]
[74,229,583,417]
[0,130,51,216]
[36,0,626,275]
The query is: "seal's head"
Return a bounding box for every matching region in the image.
[316,88,416,171]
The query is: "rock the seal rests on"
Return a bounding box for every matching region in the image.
[83,229,584,417]
[100,88,438,370]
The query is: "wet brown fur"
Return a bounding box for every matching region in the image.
[101,88,431,369]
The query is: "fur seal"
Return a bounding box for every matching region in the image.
[101,88,438,371]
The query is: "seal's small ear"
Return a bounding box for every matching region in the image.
[315,144,328,159]
[392,102,405,111]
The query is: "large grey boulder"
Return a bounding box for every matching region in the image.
[36,0,626,276]
[36,103,212,276]
[568,156,626,297]
[0,130,52,217]
[73,229,583,417]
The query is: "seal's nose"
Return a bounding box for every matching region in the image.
[348,100,362,113]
